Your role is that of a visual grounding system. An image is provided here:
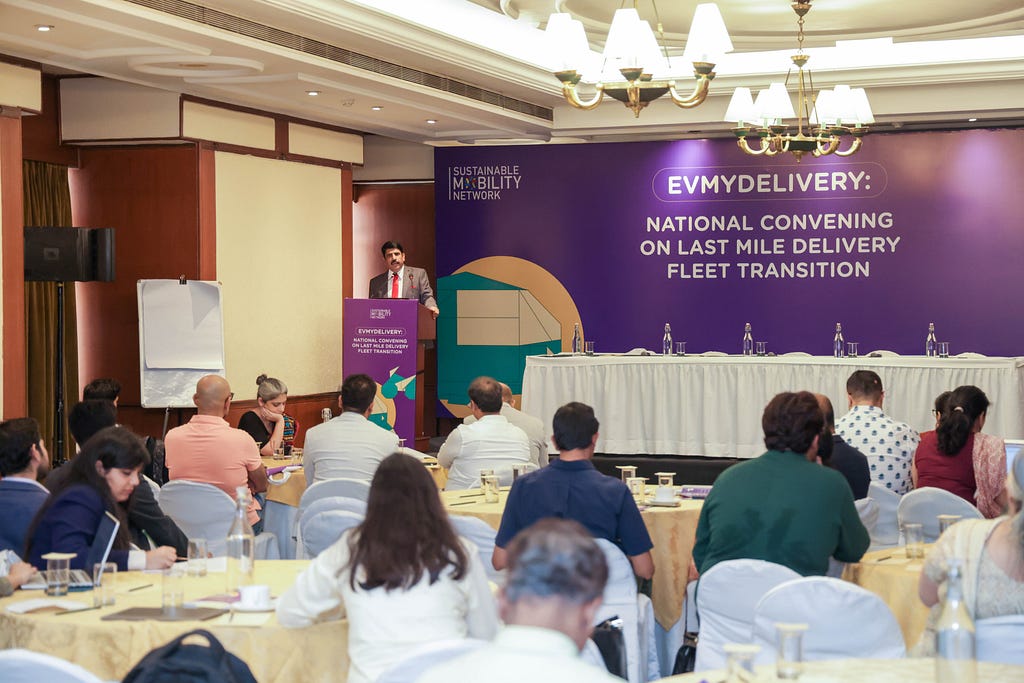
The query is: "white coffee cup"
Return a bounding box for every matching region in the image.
[655,486,675,503]
[237,584,272,610]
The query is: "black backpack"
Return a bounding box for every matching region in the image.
[121,629,258,683]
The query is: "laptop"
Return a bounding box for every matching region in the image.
[1005,439,1024,475]
[23,510,121,590]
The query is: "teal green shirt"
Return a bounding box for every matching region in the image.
[693,450,870,577]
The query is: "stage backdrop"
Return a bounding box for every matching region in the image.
[434,129,1024,415]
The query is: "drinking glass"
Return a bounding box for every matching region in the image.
[904,522,925,559]
[44,556,70,597]
[187,538,209,577]
[92,562,117,607]
[775,622,808,679]
[846,341,859,358]
[627,477,648,503]
[616,465,637,483]
[755,341,767,356]
[290,447,302,465]
[478,468,495,490]
[482,474,500,503]
[584,340,596,356]
[938,341,950,358]
[512,463,528,481]
[723,643,760,683]
[675,341,687,356]
[162,566,185,617]
[938,514,962,535]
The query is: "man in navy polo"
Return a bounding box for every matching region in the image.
[492,402,654,580]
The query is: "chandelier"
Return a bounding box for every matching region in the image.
[545,3,733,118]
[724,1,874,161]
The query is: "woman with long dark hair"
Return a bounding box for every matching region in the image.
[912,385,1007,517]
[277,452,498,683]
[25,427,177,571]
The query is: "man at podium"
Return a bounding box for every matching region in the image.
[369,240,439,319]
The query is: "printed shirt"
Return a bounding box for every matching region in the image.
[835,405,919,494]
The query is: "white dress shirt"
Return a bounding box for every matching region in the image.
[276,530,499,683]
[417,625,622,683]
[836,404,920,494]
[437,414,531,491]
[464,403,548,467]
[302,412,400,484]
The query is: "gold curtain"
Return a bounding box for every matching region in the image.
[23,160,79,465]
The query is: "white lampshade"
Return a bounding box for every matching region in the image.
[830,85,860,125]
[724,87,756,124]
[603,9,644,66]
[545,13,591,72]
[759,83,795,123]
[810,89,838,126]
[850,88,875,125]
[682,3,733,63]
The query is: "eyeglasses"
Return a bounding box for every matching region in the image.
[228,393,235,400]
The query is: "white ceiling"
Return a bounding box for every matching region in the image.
[1,0,1022,145]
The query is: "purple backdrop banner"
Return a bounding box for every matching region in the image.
[436,129,1024,356]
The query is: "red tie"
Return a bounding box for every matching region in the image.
[390,272,399,298]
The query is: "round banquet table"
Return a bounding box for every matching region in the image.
[842,546,931,649]
[441,486,704,631]
[0,560,346,682]
[656,657,1024,682]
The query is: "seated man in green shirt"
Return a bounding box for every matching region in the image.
[693,391,870,577]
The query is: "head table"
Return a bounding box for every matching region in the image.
[657,657,1024,682]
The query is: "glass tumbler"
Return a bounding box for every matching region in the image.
[775,622,808,679]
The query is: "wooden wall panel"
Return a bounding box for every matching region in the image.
[0,113,26,416]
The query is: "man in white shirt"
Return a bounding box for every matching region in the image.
[462,382,548,467]
[303,374,400,484]
[418,518,621,683]
[438,376,530,490]
[835,370,920,495]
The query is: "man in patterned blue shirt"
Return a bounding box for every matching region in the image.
[835,370,920,494]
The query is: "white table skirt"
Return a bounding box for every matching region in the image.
[521,354,1024,458]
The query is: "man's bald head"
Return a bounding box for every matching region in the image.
[194,375,232,416]
[814,393,836,434]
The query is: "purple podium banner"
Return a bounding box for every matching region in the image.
[435,129,1024,359]
[342,299,418,445]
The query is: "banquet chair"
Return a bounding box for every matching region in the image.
[159,480,279,559]
[299,503,363,557]
[826,497,882,576]
[897,487,983,542]
[752,576,905,663]
[867,482,901,549]
[976,615,1024,664]
[376,638,488,683]
[143,474,161,501]
[299,478,372,509]
[0,649,103,682]
[449,514,504,583]
[594,539,658,683]
[693,559,800,672]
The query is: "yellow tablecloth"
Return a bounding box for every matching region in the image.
[0,560,346,682]
[656,657,1024,682]
[262,456,447,508]
[441,487,704,630]
[842,546,930,649]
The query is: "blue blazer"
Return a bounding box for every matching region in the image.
[0,478,49,555]
[27,484,130,571]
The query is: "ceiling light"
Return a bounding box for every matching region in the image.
[426,119,437,125]
[545,3,732,118]
[35,24,54,32]
[371,106,383,111]
[968,117,978,122]
[725,1,873,161]
[306,90,320,96]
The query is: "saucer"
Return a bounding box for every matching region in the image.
[232,598,277,613]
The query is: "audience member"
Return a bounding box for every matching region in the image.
[25,427,176,571]
[492,402,654,580]
[47,400,188,556]
[693,391,869,577]
[915,450,1024,655]
[438,377,531,490]
[0,418,50,554]
[302,374,399,484]
[0,560,35,597]
[83,377,121,405]
[463,381,548,467]
[165,375,267,526]
[237,374,298,457]
[913,385,1006,518]
[815,394,871,499]
[420,518,621,683]
[835,370,920,494]
[277,452,498,683]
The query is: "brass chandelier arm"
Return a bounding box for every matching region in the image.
[736,135,778,156]
[812,136,841,157]
[561,82,606,110]
[666,76,712,109]
[833,137,864,157]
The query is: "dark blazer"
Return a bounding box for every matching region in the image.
[46,464,188,556]
[829,434,872,500]
[0,478,49,555]
[28,484,131,571]
[368,266,437,309]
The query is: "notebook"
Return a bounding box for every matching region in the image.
[23,510,120,590]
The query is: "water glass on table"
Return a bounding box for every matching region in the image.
[584,340,596,356]
[937,514,962,536]
[903,522,925,559]
[674,341,686,356]
[92,562,117,607]
[43,554,71,597]
[482,474,500,503]
[162,566,185,617]
[755,341,767,356]
[627,477,648,504]
[616,465,637,483]
[187,538,208,577]
[846,341,859,358]
[723,643,760,683]
[775,622,808,679]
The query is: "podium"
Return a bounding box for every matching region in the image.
[342,299,436,450]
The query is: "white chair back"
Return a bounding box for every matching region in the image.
[160,480,279,559]
[376,638,488,683]
[752,577,905,663]
[693,559,800,672]
[0,649,103,682]
[867,482,901,548]
[299,502,364,557]
[897,486,983,542]
[593,539,658,682]
[448,515,503,583]
[299,478,372,511]
[143,474,161,502]
[976,615,1024,664]
[855,497,879,537]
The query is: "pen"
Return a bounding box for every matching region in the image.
[874,555,892,562]
[460,492,485,498]
[56,605,102,616]
[448,501,477,506]
[128,583,154,592]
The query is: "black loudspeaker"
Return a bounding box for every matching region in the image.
[24,226,115,282]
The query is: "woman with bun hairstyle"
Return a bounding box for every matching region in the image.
[238,374,298,457]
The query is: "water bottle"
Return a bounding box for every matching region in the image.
[571,323,582,355]
[226,486,255,593]
[935,558,976,683]
[662,323,673,355]
[926,322,938,357]
[833,323,845,358]
[742,323,754,356]
[320,407,332,423]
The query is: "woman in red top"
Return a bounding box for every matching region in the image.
[912,385,1007,518]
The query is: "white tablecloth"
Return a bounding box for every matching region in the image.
[522,354,1024,458]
